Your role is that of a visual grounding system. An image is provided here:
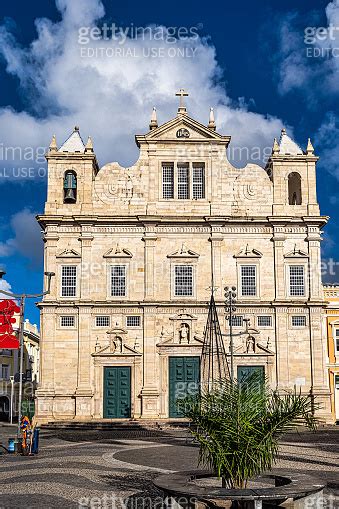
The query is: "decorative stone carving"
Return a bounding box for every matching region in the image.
[179,323,190,344]
[246,335,256,353]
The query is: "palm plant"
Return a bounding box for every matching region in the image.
[179,373,317,489]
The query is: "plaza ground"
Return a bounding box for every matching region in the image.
[0,424,338,508]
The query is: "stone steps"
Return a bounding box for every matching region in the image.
[40,419,189,431]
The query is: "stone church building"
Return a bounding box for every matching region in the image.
[36,91,332,422]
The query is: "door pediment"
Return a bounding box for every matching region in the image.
[157,334,203,348]
[92,327,141,357]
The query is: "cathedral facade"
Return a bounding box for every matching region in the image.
[35,93,332,422]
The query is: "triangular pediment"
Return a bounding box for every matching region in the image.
[234,245,262,258]
[92,328,141,356]
[167,244,200,259]
[284,247,308,258]
[136,115,230,146]
[157,333,203,348]
[103,245,132,258]
[234,339,274,356]
[169,312,198,321]
[56,249,81,258]
[92,343,141,356]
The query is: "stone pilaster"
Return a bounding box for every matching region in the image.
[35,306,55,421]
[272,225,286,300]
[43,224,59,301]
[306,225,322,301]
[78,224,94,301]
[142,223,158,300]
[140,307,159,417]
[274,306,289,389]
[308,306,332,421]
[209,225,224,300]
[75,306,93,418]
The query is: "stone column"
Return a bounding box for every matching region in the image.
[271,225,286,300]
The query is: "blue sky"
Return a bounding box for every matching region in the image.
[0,0,338,324]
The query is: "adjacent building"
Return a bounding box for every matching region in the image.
[36,92,332,423]
[323,285,339,422]
[0,317,40,421]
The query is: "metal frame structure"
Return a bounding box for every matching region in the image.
[201,293,230,390]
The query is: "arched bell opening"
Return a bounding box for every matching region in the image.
[288,172,302,205]
[63,170,77,203]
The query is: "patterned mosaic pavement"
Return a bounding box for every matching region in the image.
[0,426,338,508]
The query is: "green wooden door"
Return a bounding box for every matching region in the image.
[103,366,131,418]
[237,365,265,385]
[169,356,200,418]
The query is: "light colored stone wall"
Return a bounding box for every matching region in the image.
[35,110,332,423]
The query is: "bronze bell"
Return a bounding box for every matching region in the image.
[64,188,76,203]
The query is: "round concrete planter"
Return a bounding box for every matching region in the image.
[153,470,325,508]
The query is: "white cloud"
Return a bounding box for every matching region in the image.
[0,209,43,267]
[273,2,339,181]
[0,279,12,293]
[276,1,339,98]
[0,278,13,300]
[0,0,283,173]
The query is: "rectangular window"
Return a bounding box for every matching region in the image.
[241,265,256,296]
[177,163,189,199]
[289,265,305,296]
[61,266,77,297]
[231,315,243,327]
[192,164,205,199]
[126,316,141,327]
[0,350,12,357]
[257,316,272,327]
[60,316,75,328]
[335,329,339,353]
[96,316,110,327]
[162,163,174,199]
[291,315,306,327]
[174,265,193,297]
[1,364,9,379]
[111,265,126,297]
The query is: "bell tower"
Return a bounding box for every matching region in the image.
[45,127,99,215]
[265,129,320,216]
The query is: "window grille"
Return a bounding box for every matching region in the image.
[61,266,77,297]
[241,265,256,296]
[174,265,193,296]
[111,265,126,297]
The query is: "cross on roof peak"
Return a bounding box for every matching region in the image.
[175,88,189,115]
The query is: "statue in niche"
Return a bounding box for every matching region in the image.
[246,335,255,354]
[179,323,189,344]
[110,337,116,353]
[115,336,123,353]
